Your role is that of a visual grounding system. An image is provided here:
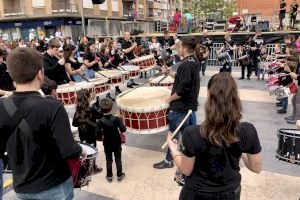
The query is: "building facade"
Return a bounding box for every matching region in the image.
[0,0,175,41]
[236,0,297,28]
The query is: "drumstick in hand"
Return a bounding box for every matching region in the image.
[161,110,193,149]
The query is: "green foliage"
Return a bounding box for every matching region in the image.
[183,0,237,19]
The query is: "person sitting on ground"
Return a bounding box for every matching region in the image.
[96,98,126,182]
[168,72,262,200]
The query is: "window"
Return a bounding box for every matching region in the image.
[83,0,93,9]
[99,0,108,10]
[111,0,119,12]
[32,0,45,7]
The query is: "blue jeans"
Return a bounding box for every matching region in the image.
[72,69,95,82]
[0,159,3,200]
[16,177,74,200]
[281,97,288,111]
[166,111,196,162]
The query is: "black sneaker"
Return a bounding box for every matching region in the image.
[132,82,139,86]
[247,77,250,80]
[277,109,287,114]
[153,160,174,169]
[287,119,297,124]
[239,77,244,80]
[285,116,294,120]
[117,173,125,182]
[127,85,134,88]
[106,176,113,183]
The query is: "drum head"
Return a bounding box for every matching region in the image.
[150,75,174,84]
[121,65,139,71]
[80,143,97,156]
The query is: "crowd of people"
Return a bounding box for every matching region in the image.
[4,27,295,200]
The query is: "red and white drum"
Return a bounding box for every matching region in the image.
[120,65,141,79]
[56,82,95,108]
[150,75,174,87]
[95,70,124,87]
[131,55,156,71]
[116,87,170,134]
[89,77,111,97]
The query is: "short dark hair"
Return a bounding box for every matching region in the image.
[48,38,61,49]
[41,77,57,95]
[100,98,113,114]
[284,34,295,42]
[7,47,43,84]
[181,37,197,53]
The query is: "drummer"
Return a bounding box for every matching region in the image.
[83,40,103,73]
[239,35,253,80]
[153,37,200,169]
[121,32,139,88]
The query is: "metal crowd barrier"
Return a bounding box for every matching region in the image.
[207,43,282,67]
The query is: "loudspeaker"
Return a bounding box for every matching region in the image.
[251,16,257,23]
[256,20,270,32]
[92,0,105,4]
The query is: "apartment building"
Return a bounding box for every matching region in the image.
[0,0,164,41]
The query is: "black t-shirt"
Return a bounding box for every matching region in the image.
[170,56,200,112]
[0,62,14,91]
[43,53,71,85]
[291,3,299,14]
[66,58,81,70]
[83,51,100,71]
[250,36,265,56]
[121,40,135,60]
[182,122,261,193]
[201,35,213,49]
[79,43,88,54]
[110,49,124,68]
[280,2,287,15]
[0,92,82,193]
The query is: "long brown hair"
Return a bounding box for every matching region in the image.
[201,73,242,147]
[74,89,91,128]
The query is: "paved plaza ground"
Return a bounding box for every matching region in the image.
[4,67,300,200]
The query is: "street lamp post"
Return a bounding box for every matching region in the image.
[80,0,86,36]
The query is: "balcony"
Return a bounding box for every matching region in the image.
[4,7,25,17]
[52,3,78,13]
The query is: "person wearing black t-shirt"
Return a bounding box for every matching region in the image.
[153,37,200,169]
[239,36,253,80]
[200,29,212,76]
[168,73,262,200]
[43,38,71,85]
[79,36,89,56]
[83,41,102,72]
[249,30,265,77]
[290,0,299,29]
[279,0,287,30]
[0,49,14,93]
[0,47,85,199]
[160,30,175,55]
[121,32,138,88]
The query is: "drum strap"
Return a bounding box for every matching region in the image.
[2,96,43,139]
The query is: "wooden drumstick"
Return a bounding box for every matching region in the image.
[161,110,193,149]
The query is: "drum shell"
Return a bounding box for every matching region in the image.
[277,128,300,164]
[89,78,111,97]
[131,55,156,71]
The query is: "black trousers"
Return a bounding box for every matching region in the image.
[251,55,259,76]
[279,13,285,30]
[179,185,241,200]
[290,14,297,28]
[104,145,122,177]
[240,61,252,78]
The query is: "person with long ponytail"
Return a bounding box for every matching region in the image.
[168,73,262,200]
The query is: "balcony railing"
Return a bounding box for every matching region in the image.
[52,3,78,13]
[3,6,25,16]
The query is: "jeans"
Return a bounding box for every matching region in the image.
[0,159,3,200]
[72,69,95,82]
[104,146,122,177]
[16,177,74,200]
[201,59,208,74]
[166,111,196,162]
[179,185,241,200]
[281,97,288,111]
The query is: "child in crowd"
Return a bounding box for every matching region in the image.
[41,77,58,98]
[97,98,126,182]
[73,89,103,174]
